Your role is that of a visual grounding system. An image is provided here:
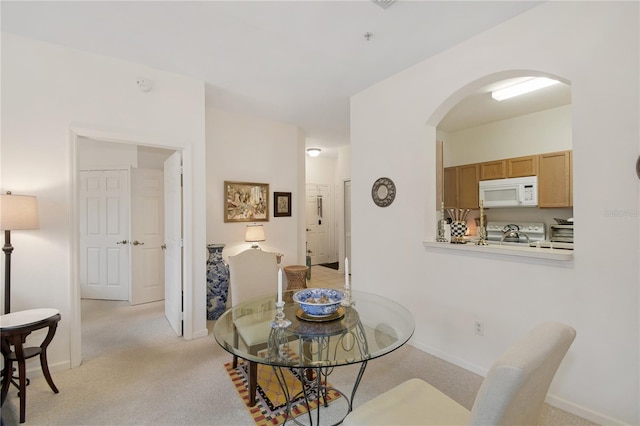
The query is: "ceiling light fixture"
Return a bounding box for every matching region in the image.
[491,77,560,101]
[307,148,321,157]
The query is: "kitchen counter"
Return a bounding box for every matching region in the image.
[423,240,573,261]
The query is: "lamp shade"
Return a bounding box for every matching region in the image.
[245,224,265,242]
[0,193,39,231]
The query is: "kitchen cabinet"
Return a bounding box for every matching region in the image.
[443,167,458,208]
[457,164,479,209]
[479,160,506,180]
[443,164,479,209]
[507,155,538,177]
[479,155,537,180]
[538,150,572,207]
[445,150,571,209]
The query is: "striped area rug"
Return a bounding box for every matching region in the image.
[224,359,341,425]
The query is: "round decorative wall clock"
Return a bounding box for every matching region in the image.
[371,177,396,207]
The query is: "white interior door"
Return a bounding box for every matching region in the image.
[130,168,165,305]
[306,183,332,265]
[164,151,183,336]
[79,170,129,300]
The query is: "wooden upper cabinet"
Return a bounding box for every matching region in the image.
[538,150,572,207]
[443,150,571,210]
[443,167,458,209]
[457,164,479,209]
[508,155,538,177]
[479,160,507,180]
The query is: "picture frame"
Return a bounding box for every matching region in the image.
[274,192,292,217]
[224,181,269,222]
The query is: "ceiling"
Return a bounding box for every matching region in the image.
[2,1,570,155]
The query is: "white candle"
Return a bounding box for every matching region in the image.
[345,257,350,289]
[277,268,283,303]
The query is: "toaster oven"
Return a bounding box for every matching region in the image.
[549,225,574,243]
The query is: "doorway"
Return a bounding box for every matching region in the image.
[306,183,334,265]
[78,141,173,306]
[70,130,187,368]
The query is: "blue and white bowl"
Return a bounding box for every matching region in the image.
[293,288,344,317]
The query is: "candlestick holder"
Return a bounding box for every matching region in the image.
[341,286,353,307]
[436,219,448,242]
[267,325,290,361]
[475,226,489,245]
[270,301,291,328]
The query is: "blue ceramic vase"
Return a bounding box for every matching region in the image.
[206,244,229,320]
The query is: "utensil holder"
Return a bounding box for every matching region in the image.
[450,221,467,244]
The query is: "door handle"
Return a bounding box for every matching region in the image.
[116,240,128,245]
[131,240,145,246]
[161,244,166,250]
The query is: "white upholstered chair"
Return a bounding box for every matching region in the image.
[343,322,576,426]
[227,249,279,407]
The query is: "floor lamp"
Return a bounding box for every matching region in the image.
[0,191,39,315]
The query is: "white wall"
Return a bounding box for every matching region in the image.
[78,137,138,169]
[306,156,336,184]
[205,107,303,265]
[1,33,207,369]
[351,2,638,425]
[78,138,173,170]
[444,104,572,166]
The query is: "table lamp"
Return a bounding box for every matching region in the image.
[0,191,39,314]
[245,224,265,249]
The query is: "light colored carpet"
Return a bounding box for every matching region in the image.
[1,268,597,425]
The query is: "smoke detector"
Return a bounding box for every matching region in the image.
[371,0,395,9]
[137,78,153,92]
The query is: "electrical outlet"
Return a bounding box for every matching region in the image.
[474,320,484,336]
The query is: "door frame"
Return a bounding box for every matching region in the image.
[69,126,193,368]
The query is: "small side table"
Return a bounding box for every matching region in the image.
[284,265,309,290]
[1,308,61,423]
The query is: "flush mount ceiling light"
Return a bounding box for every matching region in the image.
[307,148,321,157]
[491,77,560,101]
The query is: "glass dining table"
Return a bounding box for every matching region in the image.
[213,289,415,425]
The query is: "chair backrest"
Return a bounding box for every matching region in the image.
[228,249,279,306]
[469,322,576,426]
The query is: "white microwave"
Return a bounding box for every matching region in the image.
[479,176,538,208]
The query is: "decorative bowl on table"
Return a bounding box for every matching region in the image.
[293,288,344,317]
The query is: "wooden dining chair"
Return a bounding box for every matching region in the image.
[228,249,279,407]
[343,322,576,426]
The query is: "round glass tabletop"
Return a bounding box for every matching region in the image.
[213,290,415,368]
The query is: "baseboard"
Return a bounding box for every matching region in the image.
[409,339,488,378]
[192,327,209,339]
[408,339,626,426]
[545,394,629,426]
[16,360,71,380]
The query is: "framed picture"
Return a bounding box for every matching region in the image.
[274,192,292,217]
[224,181,269,222]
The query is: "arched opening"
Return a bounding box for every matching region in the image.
[429,70,573,247]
